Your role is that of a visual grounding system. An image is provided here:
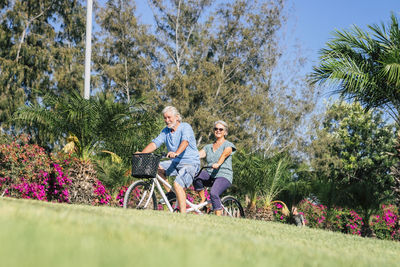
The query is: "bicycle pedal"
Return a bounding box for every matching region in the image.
[159,191,176,204]
[159,198,176,204]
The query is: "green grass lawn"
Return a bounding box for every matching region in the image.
[0,198,399,267]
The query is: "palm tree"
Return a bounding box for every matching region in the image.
[12,90,158,160]
[311,13,400,229]
[311,13,400,124]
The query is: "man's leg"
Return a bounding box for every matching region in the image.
[173,164,199,213]
[174,181,187,214]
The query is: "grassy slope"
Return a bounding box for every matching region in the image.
[0,198,399,267]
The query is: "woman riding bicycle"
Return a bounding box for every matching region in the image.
[195,120,236,216]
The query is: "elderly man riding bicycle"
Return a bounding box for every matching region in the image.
[139,106,200,214]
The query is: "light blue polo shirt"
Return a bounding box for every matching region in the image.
[152,122,200,165]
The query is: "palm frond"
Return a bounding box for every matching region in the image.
[101,150,122,164]
[312,13,400,120]
[379,48,400,87]
[369,22,390,47]
[12,104,63,140]
[313,51,375,92]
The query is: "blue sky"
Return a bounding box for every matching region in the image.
[291,0,400,67]
[134,0,400,74]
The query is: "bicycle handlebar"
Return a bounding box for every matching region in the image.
[134,152,168,158]
[193,165,214,179]
[200,165,213,170]
[134,152,216,172]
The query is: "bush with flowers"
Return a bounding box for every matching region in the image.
[116,186,128,207]
[0,135,65,201]
[391,228,400,241]
[297,199,363,235]
[271,201,289,223]
[326,208,363,236]
[93,180,112,205]
[0,134,112,206]
[370,204,399,240]
[298,199,327,229]
[186,185,210,204]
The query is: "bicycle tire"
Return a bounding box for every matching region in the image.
[221,195,245,218]
[123,180,157,210]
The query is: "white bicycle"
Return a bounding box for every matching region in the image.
[123,153,245,218]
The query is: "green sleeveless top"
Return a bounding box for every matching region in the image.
[203,140,236,183]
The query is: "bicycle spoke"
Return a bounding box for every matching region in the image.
[221,196,245,218]
[124,180,157,210]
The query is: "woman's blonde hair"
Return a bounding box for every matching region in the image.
[214,120,228,135]
[162,106,182,122]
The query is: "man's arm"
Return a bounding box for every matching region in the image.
[167,140,188,158]
[140,129,166,153]
[141,142,157,153]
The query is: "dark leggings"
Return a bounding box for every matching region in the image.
[193,171,231,210]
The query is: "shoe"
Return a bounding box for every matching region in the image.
[159,191,176,204]
[200,204,212,214]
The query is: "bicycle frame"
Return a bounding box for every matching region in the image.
[143,174,236,216]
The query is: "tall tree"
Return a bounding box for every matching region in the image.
[311,13,400,125]
[149,0,314,152]
[0,0,55,127]
[50,0,86,97]
[309,101,396,236]
[94,0,159,103]
[0,0,86,129]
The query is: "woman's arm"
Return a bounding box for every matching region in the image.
[212,147,233,169]
[199,149,206,159]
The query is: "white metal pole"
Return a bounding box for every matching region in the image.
[84,0,93,100]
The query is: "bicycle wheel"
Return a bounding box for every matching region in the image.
[221,195,245,218]
[123,180,157,210]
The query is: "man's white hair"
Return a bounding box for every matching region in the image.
[162,106,182,122]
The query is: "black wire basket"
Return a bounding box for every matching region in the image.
[131,153,161,178]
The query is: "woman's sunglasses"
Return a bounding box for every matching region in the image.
[214,127,224,132]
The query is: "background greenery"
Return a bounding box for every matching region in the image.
[0,0,314,153]
[1,0,400,243]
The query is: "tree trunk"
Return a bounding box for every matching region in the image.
[361,220,373,237]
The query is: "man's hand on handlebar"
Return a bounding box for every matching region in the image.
[167,151,179,158]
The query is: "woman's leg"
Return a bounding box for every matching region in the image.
[210,177,231,216]
[193,171,213,203]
